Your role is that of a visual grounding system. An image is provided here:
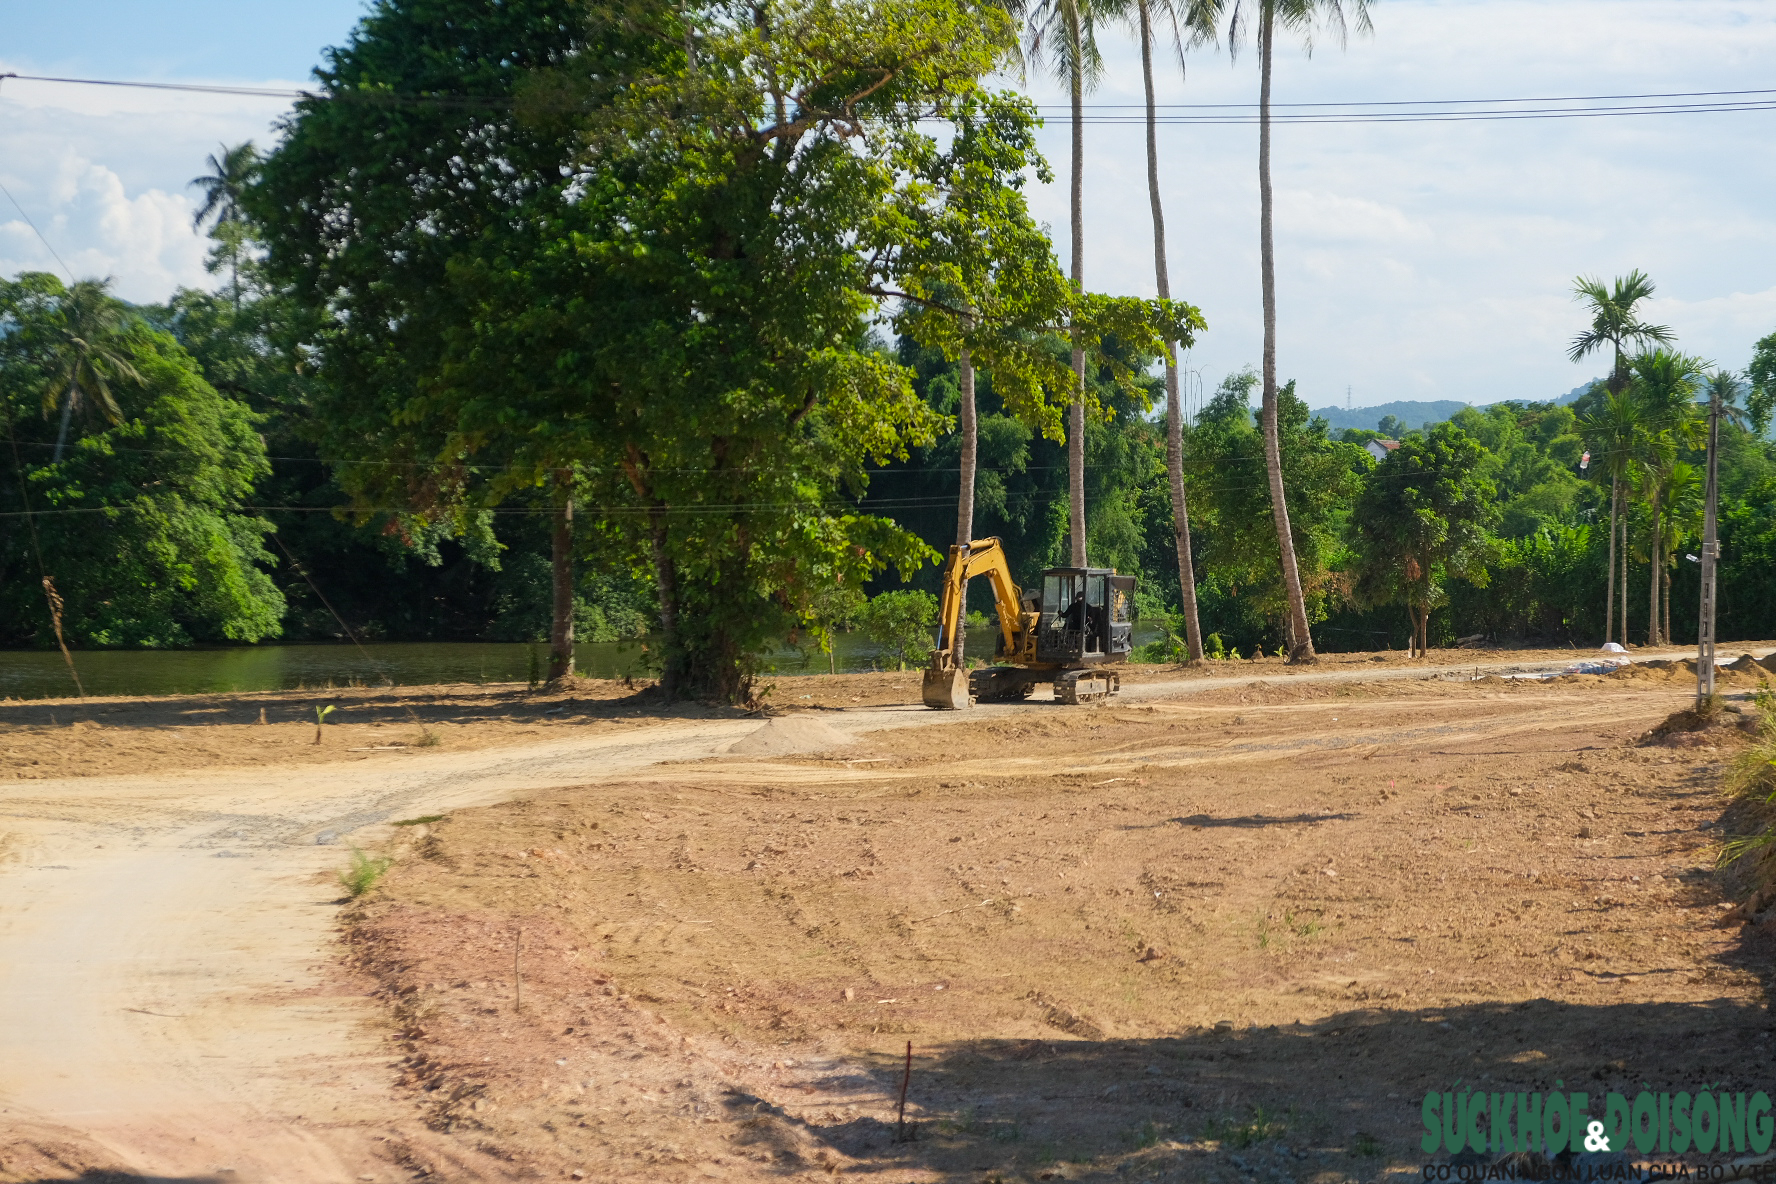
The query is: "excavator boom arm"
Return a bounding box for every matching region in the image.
[932,538,1025,659]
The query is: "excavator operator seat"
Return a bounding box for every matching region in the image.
[1035,568,1119,664]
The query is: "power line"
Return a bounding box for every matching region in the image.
[1048,86,1776,109]
[6,71,1776,125]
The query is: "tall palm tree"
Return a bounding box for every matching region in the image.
[189,142,261,304]
[1223,0,1370,663]
[1569,271,1673,641]
[1028,0,1118,566]
[38,279,141,462]
[1569,271,1674,395]
[1627,348,1705,644]
[1578,390,1645,647]
[1133,0,1219,662]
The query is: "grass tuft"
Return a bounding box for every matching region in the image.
[340,847,393,897]
[1202,1106,1286,1150]
[1719,711,1776,897]
[392,814,445,827]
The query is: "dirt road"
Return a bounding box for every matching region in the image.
[0,649,1768,1181]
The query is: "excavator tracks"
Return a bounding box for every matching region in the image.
[1055,670,1118,705]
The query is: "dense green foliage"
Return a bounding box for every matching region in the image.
[244,0,1191,700]
[1,274,285,647]
[1348,422,1495,654]
[4,6,1776,680]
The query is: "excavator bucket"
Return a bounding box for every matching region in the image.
[921,664,971,710]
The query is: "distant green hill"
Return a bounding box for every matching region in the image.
[1308,382,1597,435]
[1308,399,1472,434]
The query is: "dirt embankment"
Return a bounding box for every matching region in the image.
[341,675,1776,1182]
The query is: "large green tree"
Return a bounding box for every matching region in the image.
[0,273,284,648]
[255,0,1193,701]
[252,0,626,681]
[1349,421,1496,657]
[1185,369,1363,649]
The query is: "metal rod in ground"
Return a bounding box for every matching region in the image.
[896,1041,912,1139]
[1698,387,1721,706]
[514,927,523,1012]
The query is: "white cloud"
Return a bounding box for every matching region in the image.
[1018,0,1776,406]
[0,62,298,302]
[5,3,1776,407]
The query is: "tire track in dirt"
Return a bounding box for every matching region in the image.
[0,651,1746,1179]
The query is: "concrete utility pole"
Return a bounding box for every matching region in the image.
[1696,386,1722,705]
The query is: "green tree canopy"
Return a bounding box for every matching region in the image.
[1348,420,1496,656]
[253,0,1194,701]
[1,273,284,648]
[1184,370,1365,642]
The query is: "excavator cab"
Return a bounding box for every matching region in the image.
[1034,568,1135,665]
[921,538,1135,709]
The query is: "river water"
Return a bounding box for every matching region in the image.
[0,625,1156,700]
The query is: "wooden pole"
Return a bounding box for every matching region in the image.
[1697,388,1721,705]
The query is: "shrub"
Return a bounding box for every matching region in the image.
[859,590,939,670]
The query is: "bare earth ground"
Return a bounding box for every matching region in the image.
[0,644,1689,782]
[0,646,1773,1182]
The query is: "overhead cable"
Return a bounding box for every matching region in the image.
[5,71,1776,124]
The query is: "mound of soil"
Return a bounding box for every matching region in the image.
[1724,652,1776,675]
[1638,703,1760,747]
[727,713,857,755]
[1608,656,1771,689]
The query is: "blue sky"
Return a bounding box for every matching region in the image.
[3,1,1774,414]
[0,1,367,79]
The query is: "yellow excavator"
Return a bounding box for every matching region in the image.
[921,537,1136,709]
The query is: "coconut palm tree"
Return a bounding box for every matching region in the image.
[189,142,261,304]
[38,279,141,462]
[1569,272,1673,642]
[1220,0,1370,663]
[1627,349,1706,644]
[1569,271,1673,395]
[1028,0,1119,566]
[1132,0,1220,662]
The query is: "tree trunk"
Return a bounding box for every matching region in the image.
[1646,487,1661,645]
[1619,500,1629,645]
[953,346,976,664]
[1142,0,1204,664]
[52,385,76,462]
[1605,477,1618,646]
[646,506,680,696]
[1067,6,1088,569]
[1257,2,1316,664]
[1663,562,1672,644]
[547,473,575,683]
